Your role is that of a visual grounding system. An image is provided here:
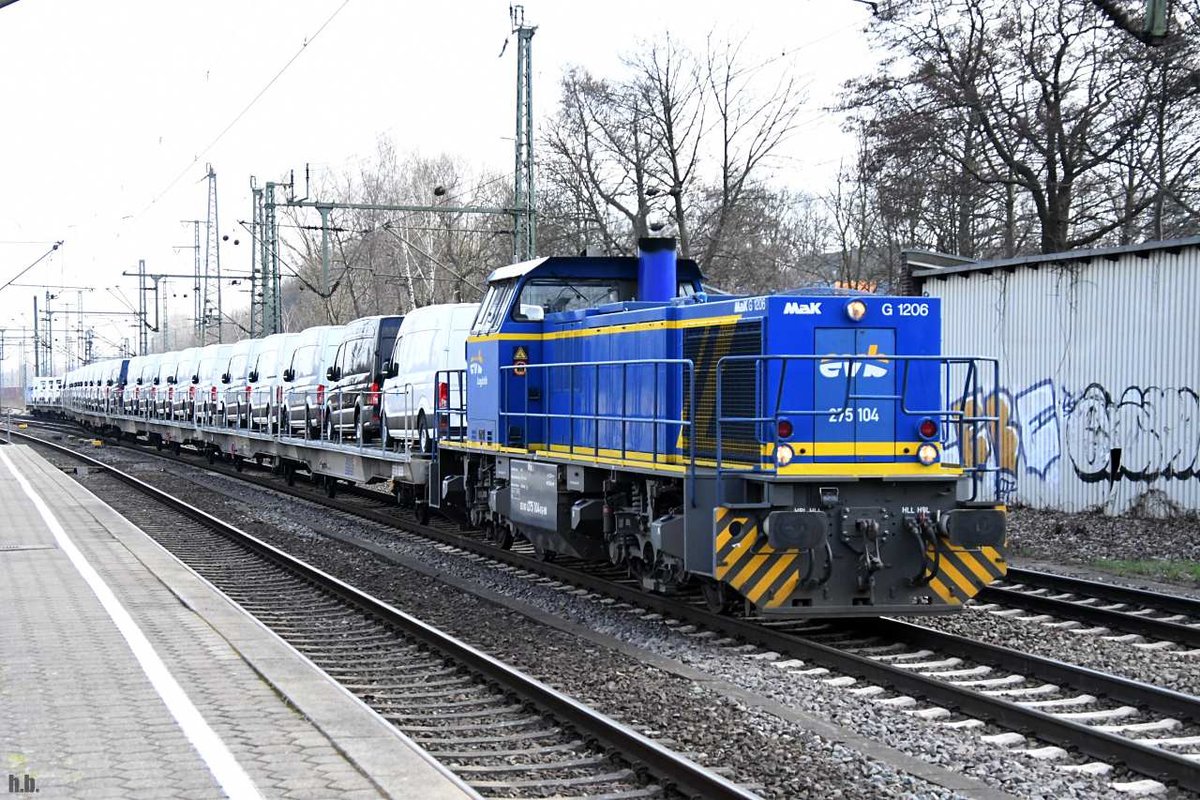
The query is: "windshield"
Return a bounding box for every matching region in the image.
[514,278,636,320]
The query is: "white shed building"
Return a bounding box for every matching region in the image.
[913,237,1200,516]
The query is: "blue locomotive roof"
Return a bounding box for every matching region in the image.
[486,254,704,284]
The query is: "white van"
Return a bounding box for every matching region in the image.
[380,303,478,451]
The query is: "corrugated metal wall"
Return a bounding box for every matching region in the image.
[922,246,1200,516]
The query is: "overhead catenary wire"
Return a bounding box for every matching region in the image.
[136,0,353,217]
[0,241,63,295]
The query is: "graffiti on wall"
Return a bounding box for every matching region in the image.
[944,379,1197,509]
[1062,384,1200,483]
[945,379,1061,502]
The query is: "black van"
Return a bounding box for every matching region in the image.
[323,315,404,442]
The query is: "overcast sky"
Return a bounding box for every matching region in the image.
[0,0,877,374]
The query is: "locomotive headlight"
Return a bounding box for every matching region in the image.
[775,444,795,466]
[845,299,867,322]
[917,443,939,465]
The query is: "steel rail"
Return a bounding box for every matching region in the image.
[13,429,760,800]
[1004,566,1200,618]
[21,422,1200,792]
[978,584,1200,649]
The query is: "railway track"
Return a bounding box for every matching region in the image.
[17,429,758,800]
[978,570,1200,651]
[19,422,1200,795]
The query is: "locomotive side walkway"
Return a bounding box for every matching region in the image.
[0,444,476,800]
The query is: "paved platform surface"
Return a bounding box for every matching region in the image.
[0,444,477,800]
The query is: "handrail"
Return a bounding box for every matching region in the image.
[715,352,1003,503]
[490,358,697,504]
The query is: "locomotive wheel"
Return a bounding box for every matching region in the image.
[497,525,514,550]
[701,579,735,614]
[487,522,514,550]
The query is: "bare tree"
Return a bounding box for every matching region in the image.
[696,37,804,277]
[540,35,805,287]
[849,0,1200,255]
[279,141,510,328]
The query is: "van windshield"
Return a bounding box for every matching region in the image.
[290,345,316,378]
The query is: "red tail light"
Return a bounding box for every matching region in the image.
[368,382,381,406]
[245,385,252,397]
[189,385,196,399]
[437,381,449,409]
[168,386,174,401]
[276,386,283,404]
[210,386,217,401]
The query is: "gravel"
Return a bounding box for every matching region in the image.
[52,439,1153,799]
[1009,506,1200,587]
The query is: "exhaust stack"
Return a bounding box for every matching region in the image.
[636,236,677,303]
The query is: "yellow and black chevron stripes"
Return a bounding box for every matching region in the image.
[713,508,803,608]
[713,506,1008,610]
[925,541,1007,606]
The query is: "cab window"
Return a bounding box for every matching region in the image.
[475,280,517,332]
[513,278,635,320]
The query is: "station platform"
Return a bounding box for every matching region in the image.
[0,444,477,800]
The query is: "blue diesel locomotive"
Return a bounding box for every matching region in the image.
[436,237,1007,616]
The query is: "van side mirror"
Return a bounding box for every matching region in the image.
[519,303,545,321]
[221,372,230,384]
[106,379,113,387]
[153,377,160,385]
[248,370,259,383]
[192,375,199,384]
[326,366,338,381]
[283,368,294,382]
[387,361,399,379]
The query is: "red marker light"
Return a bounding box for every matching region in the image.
[777,419,793,439]
[918,418,938,439]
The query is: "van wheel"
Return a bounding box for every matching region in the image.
[355,406,370,443]
[417,410,431,453]
[323,411,335,442]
